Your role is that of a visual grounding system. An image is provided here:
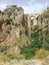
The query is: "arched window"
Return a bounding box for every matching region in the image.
[31,16,34,20]
[30,16,34,25]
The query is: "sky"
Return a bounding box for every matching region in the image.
[0,0,49,14]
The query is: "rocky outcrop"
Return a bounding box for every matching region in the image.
[0,5,49,54]
[25,14,38,37]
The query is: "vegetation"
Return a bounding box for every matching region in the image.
[0,45,10,53]
[33,48,49,59]
[3,54,25,61]
[45,34,49,50]
[0,5,49,62]
[21,25,49,59]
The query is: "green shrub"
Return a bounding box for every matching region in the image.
[45,34,49,50]
[4,54,25,61]
[33,48,49,59]
[0,45,9,53]
[21,45,37,59]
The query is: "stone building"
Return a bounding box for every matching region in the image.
[24,14,38,37]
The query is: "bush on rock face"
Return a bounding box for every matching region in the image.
[0,45,10,53]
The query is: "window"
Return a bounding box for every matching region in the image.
[31,16,34,20]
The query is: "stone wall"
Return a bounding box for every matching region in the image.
[24,14,38,37]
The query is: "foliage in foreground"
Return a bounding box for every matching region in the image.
[3,54,25,61]
[21,26,49,59]
[33,48,49,59]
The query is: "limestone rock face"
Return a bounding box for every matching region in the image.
[3,5,24,38]
[24,14,38,37]
[0,5,49,54]
[0,5,24,54]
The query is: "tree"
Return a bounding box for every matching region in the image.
[21,25,43,59]
[45,34,49,50]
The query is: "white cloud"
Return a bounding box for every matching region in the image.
[23,1,48,14]
[0,4,7,11]
[27,0,35,5]
[0,0,48,14]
